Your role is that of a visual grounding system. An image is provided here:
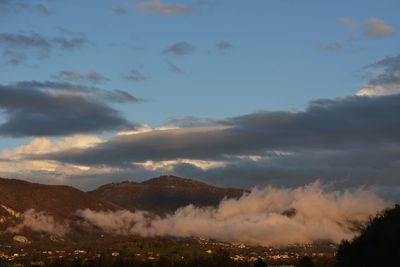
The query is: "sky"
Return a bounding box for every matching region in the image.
[0,0,400,197]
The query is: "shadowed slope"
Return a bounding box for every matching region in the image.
[0,177,119,220]
[89,175,245,214]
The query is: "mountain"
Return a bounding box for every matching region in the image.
[89,175,245,214]
[0,175,245,219]
[0,177,119,220]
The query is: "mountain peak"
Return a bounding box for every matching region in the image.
[141,175,195,186]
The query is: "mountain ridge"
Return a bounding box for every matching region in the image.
[0,177,120,220]
[0,175,246,217]
[90,175,245,214]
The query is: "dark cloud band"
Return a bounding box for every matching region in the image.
[35,94,400,165]
[0,82,139,137]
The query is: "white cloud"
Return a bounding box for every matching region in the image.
[136,159,226,171]
[0,135,107,181]
[356,85,400,96]
[78,181,388,246]
[1,135,103,159]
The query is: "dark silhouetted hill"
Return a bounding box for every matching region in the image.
[89,175,245,214]
[335,204,400,267]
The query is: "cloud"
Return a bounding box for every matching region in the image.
[0,82,137,137]
[367,54,400,86]
[136,0,188,15]
[0,135,110,185]
[357,54,400,96]
[102,89,142,103]
[166,60,183,74]
[1,135,104,161]
[161,41,194,56]
[329,17,394,53]
[357,85,400,97]
[216,40,233,52]
[338,17,394,39]
[2,49,27,65]
[9,209,68,236]
[164,115,225,128]
[125,69,148,82]
[0,32,51,50]
[35,3,48,16]
[320,42,342,52]
[1,57,399,192]
[0,127,192,190]
[77,182,388,246]
[36,93,400,165]
[0,32,87,64]
[55,70,109,83]
[21,89,400,196]
[2,183,389,247]
[111,5,128,15]
[0,0,48,16]
[10,80,139,103]
[363,18,394,38]
[339,17,357,30]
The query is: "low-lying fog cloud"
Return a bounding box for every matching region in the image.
[9,209,68,236]
[8,182,389,246]
[77,181,388,246]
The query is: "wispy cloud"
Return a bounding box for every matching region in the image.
[125,68,148,82]
[322,17,394,53]
[216,40,233,53]
[166,60,183,74]
[0,32,87,64]
[136,0,188,15]
[111,5,128,15]
[54,70,109,83]
[12,80,139,103]
[161,41,194,56]
[339,17,395,39]
[320,42,342,52]
[0,0,48,16]
[339,17,357,30]
[164,115,225,128]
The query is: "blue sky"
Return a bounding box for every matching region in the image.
[1,0,400,193]
[2,0,398,124]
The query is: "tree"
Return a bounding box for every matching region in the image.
[296,256,315,267]
[253,257,267,267]
[335,204,400,267]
